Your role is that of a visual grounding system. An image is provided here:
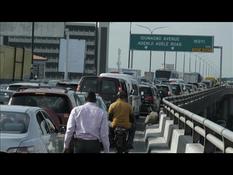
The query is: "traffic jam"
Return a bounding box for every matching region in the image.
[0,70,218,153]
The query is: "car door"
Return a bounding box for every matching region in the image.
[41,110,60,153]
[36,111,54,153]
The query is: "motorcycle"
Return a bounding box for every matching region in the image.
[114,126,129,153]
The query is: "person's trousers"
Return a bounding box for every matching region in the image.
[73,138,101,153]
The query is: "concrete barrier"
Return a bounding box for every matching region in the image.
[185,143,204,153]
[176,135,193,153]
[144,114,169,142]
[147,120,177,152]
[151,129,184,153]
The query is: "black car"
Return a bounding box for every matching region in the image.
[78,76,128,109]
[156,84,173,100]
[139,84,160,115]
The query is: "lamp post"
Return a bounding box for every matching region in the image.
[30,22,35,80]
[64,28,69,81]
[135,24,168,73]
[128,22,132,69]
[195,55,197,72]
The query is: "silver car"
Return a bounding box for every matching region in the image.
[75,92,107,111]
[0,105,64,153]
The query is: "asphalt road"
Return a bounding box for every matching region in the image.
[129,115,147,153]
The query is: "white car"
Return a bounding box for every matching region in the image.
[0,105,64,153]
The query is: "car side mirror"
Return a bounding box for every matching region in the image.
[130,89,134,95]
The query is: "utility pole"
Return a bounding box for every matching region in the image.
[135,24,168,73]
[30,22,35,79]
[175,52,177,70]
[131,50,134,69]
[199,57,201,74]
[64,28,69,81]
[117,48,121,72]
[195,55,197,72]
[163,51,166,70]
[128,22,132,69]
[214,46,223,84]
[183,52,185,78]
[189,52,191,72]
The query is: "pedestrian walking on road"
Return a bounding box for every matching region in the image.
[63,91,110,153]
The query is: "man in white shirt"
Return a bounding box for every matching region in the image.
[63,91,110,153]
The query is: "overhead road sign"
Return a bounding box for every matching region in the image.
[130,34,214,52]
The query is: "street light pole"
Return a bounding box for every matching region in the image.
[135,24,168,73]
[175,52,177,70]
[128,22,132,69]
[183,52,185,78]
[214,46,223,84]
[30,22,35,79]
[64,28,69,81]
[195,55,197,72]
[164,51,166,69]
[189,52,191,72]
[149,49,152,72]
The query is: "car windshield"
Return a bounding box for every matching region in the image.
[0,112,30,134]
[81,78,98,92]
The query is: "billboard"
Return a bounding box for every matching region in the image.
[0,22,65,37]
[59,39,86,73]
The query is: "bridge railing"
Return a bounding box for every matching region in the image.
[162,86,233,153]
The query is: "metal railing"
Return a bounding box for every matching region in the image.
[162,86,233,153]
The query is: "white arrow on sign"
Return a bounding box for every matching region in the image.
[171,47,174,50]
[144,46,148,49]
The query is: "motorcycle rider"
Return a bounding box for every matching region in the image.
[108,91,136,149]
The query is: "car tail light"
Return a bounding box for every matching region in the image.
[76,85,80,92]
[168,91,172,96]
[7,146,34,153]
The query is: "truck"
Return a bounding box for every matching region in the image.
[183,72,202,84]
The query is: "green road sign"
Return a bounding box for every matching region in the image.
[130,34,214,52]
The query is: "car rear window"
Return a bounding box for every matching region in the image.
[80,78,98,92]
[0,112,30,134]
[170,84,181,94]
[11,94,71,114]
[139,87,152,96]
[100,79,117,94]
[159,86,169,92]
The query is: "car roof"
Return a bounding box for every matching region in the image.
[0,105,40,113]
[9,82,40,86]
[139,84,152,88]
[13,87,72,95]
[100,73,138,81]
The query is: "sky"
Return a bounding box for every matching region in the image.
[108,22,233,78]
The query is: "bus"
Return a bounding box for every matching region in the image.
[154,69,180,83]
